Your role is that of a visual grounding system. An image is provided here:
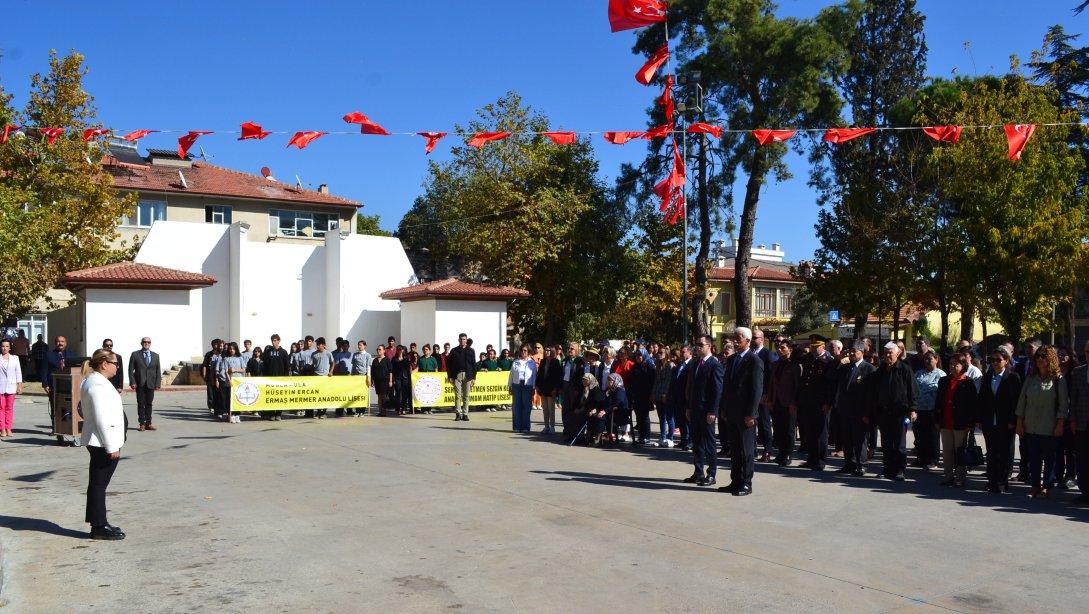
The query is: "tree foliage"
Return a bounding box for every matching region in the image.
[355,212,392,236]
[0,51,135,322]
[398,92,631,343]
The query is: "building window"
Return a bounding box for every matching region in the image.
[122,200,166,228]
[716,290,732,316]
[754,287,776,318]
[205,205,232,224]
[269,209,338,238]
[780,289,795,317]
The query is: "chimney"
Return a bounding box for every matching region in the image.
[771,242,781,252]
[732,236,739,249]
[318,184,329,194]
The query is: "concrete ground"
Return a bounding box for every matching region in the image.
[2,391,1088,613]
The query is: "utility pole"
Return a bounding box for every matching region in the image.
[677,72,704,344]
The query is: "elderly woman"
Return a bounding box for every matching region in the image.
[79,348,126,540]
[978,346,1022,493]
[935,354,978,488]
[1016,345,1069,498]
[578,372,605,445]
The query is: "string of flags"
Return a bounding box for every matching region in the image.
[0,0,1077,219]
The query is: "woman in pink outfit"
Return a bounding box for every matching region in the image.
[0,338,24,437]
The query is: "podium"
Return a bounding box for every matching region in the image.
[51,367,84,445]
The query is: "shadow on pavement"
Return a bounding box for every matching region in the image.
[9,470,58,482]
[0,515,87,539]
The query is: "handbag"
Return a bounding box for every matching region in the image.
[956,430,985,467]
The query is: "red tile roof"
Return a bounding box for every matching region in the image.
[380,278,530,302]
[63,262,217,291]
[709,265,800,283]
[102,157,360,209]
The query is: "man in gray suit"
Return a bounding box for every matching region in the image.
[129,337,162,431]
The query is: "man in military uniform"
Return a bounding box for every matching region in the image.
[798,339,834,470]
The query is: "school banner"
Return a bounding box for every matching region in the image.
[411,371,512,407]
[230,376,369,412]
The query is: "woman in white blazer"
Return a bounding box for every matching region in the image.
[79,349,127,540]
[0,338,23,437]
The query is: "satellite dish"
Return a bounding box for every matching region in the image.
[260,166,271,178]
[178,170,189,189]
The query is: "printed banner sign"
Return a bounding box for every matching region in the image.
[230,376,369,412]
[411,371,512,407]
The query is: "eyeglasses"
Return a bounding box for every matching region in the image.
[694,342,707,347]
[106,361,119,366]
[141,341,151,345]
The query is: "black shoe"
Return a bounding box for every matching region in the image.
[463,414,470,421]
[851,469,865,477]
[680,445,691,452]
[939,479,955,487]
[986,484,1002,493]
[683,473,703,484]
[891,474,906,482]
[812,464,825,472]
[776,458,790,467]
[697,476,716,487]
[800,461,817,469]
[718,482,740,493]
[733,485,752,496]
[834,467,851,474]
[1074,494,1089,505]
[89,525,125,540]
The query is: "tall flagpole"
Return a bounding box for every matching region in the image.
[663,13,688,345]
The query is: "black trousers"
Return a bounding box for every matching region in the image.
[771,402,796,461]
[633,399,652,442]
[206,379,216,410]
[828,406,840,451]
[691,413,717,478]
[841,416,869,471]
[1077,427,1089,495]
[800,404,829,467]
[727,420,756,486]
[757,403,773,456]
[136,386,155,425]
[86,445,119,527]
[396,379,411,413]
[561,384,579,439]
[878,414,908,477]
[912,411,940,466]
[984,425,1015,487]
[216,383,230,416]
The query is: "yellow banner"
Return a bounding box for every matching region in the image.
[230,376,369,412]
[411,371,512,407]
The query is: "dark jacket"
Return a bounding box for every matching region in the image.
[605,386,629,414]
[562,356,585,392]
[107,352,124,389]
[770,356,802,408]
[535,357,563,396]
[868,359,918,419]
[128,350,162,389]
[371,357,392,393]
[935,375,978,430]
[754,345,773,401]
[835,360,876,419]
[582,385,606,412]
[670,358,693,410]
[391,357,412,382]
[798,351,834,407]
[688,355,725,418]
[721,349,764,422]
[626,361,655,408]
[41,348,77,389]
[246,358,264,376]
[977,370,1022,429]
[446,345,477,380]
[262,346,290,376]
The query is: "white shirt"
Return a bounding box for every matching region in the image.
[0,354,22,394]
[79,371,126,453]
[965,363,983,391]
[509,358,537,387]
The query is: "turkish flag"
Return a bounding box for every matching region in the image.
[286,131,326,149]
[1,125,17,144]
[40,128,64,144]
[922,125,962,144]
[122,129,157,142]
[239,122,271,140]
[688,123,723,138]
[178,130,212,159]
[752,129,796,145]
[343,112,390,136]
[658,75,674,122]
[1004,124,1035,160]
[636,44,670,85]
[823,127,876,144]
[665,194,685,225]
[467,131,511,148]
[603,131,645,145]
[643,124,673,140]
[543,131,576,145]
[82,128,110,142]
[609,0,667,32]
[654,146,685,210]
[417,131,447,154]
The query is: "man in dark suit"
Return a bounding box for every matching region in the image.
[834,341,876,476]
[684,335,724,487]
[798,340,834,471]
[751,328,775,462]
[671,345,693,451]
[41,335,77,423]
[560,342,586,441]
[102,339,124,391]
[128,337,162,431]
[867,342,918,481]
[718,327,763,496]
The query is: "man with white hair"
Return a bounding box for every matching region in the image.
[718,327,763,496]
[868,341,919,481]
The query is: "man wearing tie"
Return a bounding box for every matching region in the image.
[719,327,763,496]
[41,335,77,423]
[683,335,724,487]
[129,337,162,431]
[834,341,876,476]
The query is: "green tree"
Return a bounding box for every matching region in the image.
[0,51,134,322]
[402,92,631,343]
[809,0,929,341]
[355,212,392,236]
[784,285,831,337]
[651,0,860,329]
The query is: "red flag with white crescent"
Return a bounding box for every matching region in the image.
[122,129,157,142]
[688,123,724,139]
[467,132,511,148]
[1,125,17,144]
[636,44,670,85]
[286,131,326,149]
[1004,124,1035,160]
[40,127,64,144]
[343,112,390,136]
[603,131,645,145]
[239,122,272,140]
[752,129,796,145]
[543,132,576,145]
[178,131,213,158]
[823,127,876,144]
[922,125,962,144]
[608,0,667,32]
[82,128,110,142]
[417,132,447,154]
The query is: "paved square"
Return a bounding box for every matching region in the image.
[2,391,1088,612]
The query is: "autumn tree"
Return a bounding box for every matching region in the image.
[0,51,135,322]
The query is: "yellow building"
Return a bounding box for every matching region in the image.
[707,241,803,342]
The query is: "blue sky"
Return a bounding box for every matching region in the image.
[2,1,1084,261]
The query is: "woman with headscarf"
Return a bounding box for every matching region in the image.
[583,373,610,446]
[603,372,631,444]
